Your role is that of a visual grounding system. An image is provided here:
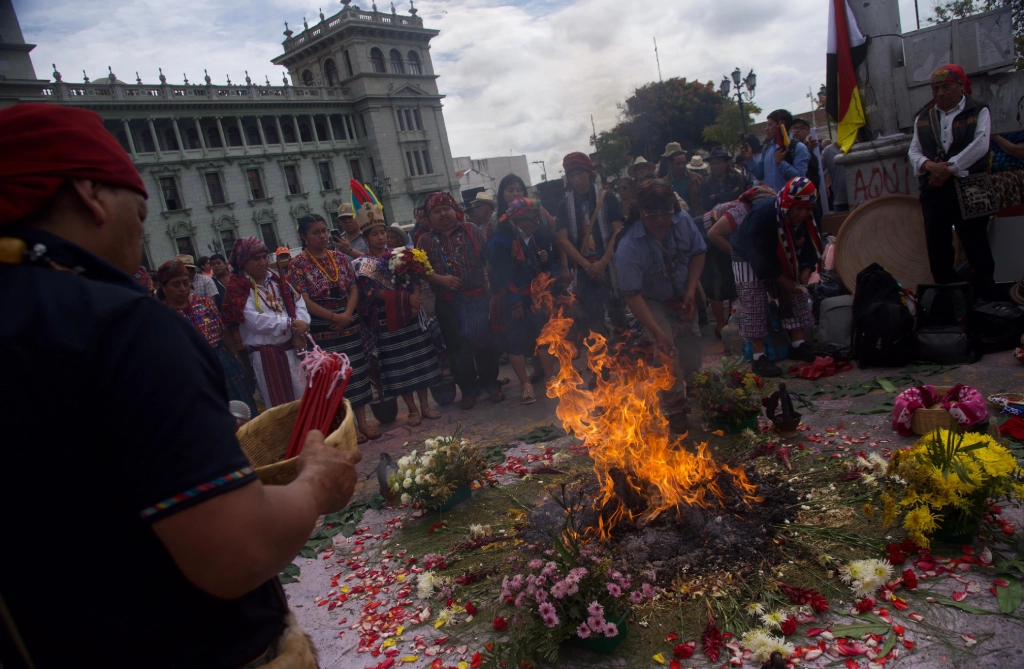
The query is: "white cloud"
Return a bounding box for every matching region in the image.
[16,0,924,185]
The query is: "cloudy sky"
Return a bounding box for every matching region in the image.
[15,0,927,185]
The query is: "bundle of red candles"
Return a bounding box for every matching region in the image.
[284,342,353,459]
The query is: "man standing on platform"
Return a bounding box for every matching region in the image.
[417,191,503,409]
[554,152,625,340]
[740,109,810,192]
[908,64,994,299]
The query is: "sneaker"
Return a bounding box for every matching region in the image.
[751,356,783,377]
[788,343,817,363]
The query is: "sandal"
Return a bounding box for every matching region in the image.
[422,408,441,420]
[359,426,382,440]
[357,430,368,444]
[521,383,536,405]
[407,412,422,427]
[499,376,511,385]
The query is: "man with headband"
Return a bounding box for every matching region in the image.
[0,103,360,667]
[614,178,706,412]
[908,63,994,299]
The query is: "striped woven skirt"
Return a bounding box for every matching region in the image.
[310,298,373,409]
[373,303,442,398]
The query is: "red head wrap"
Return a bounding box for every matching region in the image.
[423,191,463,216]
[0,103,148,224]
[132,265,151,287]
[156,259,189,285]
[634,178,677,210]
[931,64,972,95]
[229,236,269,275]
[562,152,594,175]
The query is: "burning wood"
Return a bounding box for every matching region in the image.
[531,273,760,538]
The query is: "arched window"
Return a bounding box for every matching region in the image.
[282,122,297,144]
[164,128,179,151]
[315,122,329,142]
[389,49,404,74]
[299,123,312,143]
[301,69,314,86]
[207,126,223,148]
[226,125,243,147]
[263,124,280,144]
[186,128,201,150]
[324,59,339,86]
[245,125,262,145]
[407,50,422,75]
[370,48,386,73]
[116,130,131,153]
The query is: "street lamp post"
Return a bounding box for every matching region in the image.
[719,67,756,133]
[817,84,833,141]
[371,173,393,222]
[531,160,547,183]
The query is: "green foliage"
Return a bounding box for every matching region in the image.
[619,77,726,161]
[702,101,762,153]
[929,0,1024,66]
[592,129,632,176]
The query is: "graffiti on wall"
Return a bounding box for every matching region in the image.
[850,156,915,206]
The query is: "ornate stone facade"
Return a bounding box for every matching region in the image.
[0,1,460,267]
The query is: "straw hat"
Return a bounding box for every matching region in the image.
[174,254,196,268]
[661,142,685,158]
[468,191,497,211]
[627,156,655,178]
[1010,280,1024,307]
[687,155,707,172]
[387,224,409,247]
[834,195,935,294]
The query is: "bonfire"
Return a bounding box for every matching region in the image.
[531,274,760,538]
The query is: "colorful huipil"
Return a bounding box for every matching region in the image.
[288,249,372,408]
[172,294,257,417]
[353,250,441,398]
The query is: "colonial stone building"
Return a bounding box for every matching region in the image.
[0,0,460,267]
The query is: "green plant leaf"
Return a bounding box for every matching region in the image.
[876,378,898,393]
[879,631,897,657]
[830,623,892,637]
[278,563,300,584]
[994,560,1024,576]
[997,580,1024,614]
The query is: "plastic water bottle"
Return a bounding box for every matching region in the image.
[722,307,743,355]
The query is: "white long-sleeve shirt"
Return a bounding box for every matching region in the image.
[239,275,310,347]
[908,96,991,178]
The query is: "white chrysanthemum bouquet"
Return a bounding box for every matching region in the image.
[389,427,486,506]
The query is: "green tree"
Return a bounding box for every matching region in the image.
[619,77,725,164]
[591,128,632,175]
[929,0,1023,66]
[701,101,762,153]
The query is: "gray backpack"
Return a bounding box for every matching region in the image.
[818,295,855,355]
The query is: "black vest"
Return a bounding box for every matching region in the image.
[914,96,990,190]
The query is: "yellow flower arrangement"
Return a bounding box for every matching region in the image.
[883,429,1022,547]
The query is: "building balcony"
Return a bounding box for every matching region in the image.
[405,175,440,193]
[280,7,427,55]
[35,81,347,105]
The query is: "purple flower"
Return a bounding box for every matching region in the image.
[606,582,622,597]
[550,580,570,599]
[566,581,579,596]
[542,611,559,628]
[538,602,559,628]
[603,622,619,637]
[535,588,548,604]
[514,591,527,608]
[528,559,543,570]
[642,582,656,599]
[538,602,555,617]
[569,567,588,583]
[587,615,605,632]
[576,623,591,639]
[509,575,524,592]
[631,590,643,604]
[587,601,604,618]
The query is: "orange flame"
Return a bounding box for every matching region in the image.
[531,273,759,538]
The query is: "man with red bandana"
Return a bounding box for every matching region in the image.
[908,63,994,299]
[0,103,360,668]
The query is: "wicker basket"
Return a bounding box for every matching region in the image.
[910,386,993,437]
[236,398,357,486]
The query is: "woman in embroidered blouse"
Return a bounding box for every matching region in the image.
[156,259,257,417]
[486,198,557,404]
[353,213,443,426]
[290,214,379,443]
[220,237,311,409]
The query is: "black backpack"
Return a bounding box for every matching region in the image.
[852,264,915,368]
[915,283,982,364]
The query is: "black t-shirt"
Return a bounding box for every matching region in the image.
[555,188,625,259]
[0,228,285,669]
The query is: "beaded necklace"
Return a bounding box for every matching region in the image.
[308,249,340,284]
[248,274,284,314]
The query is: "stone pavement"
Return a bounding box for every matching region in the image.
[299,334,1024,669]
